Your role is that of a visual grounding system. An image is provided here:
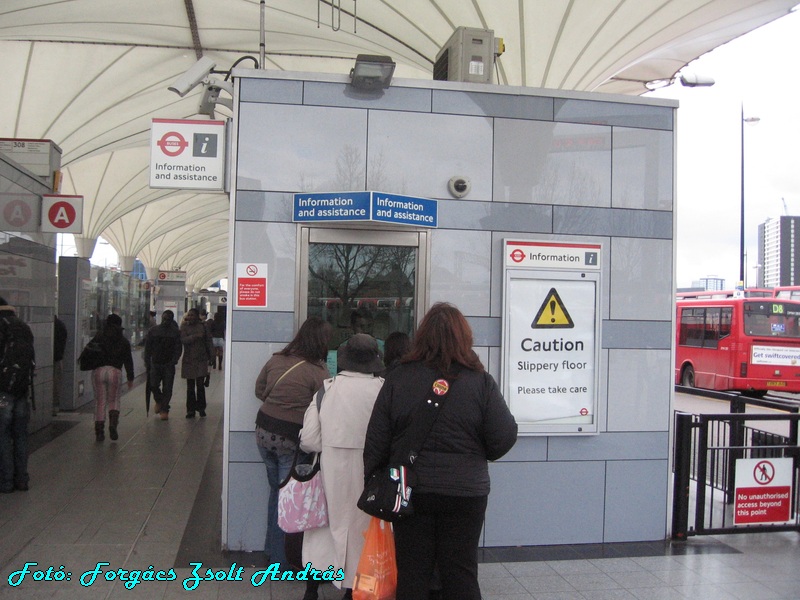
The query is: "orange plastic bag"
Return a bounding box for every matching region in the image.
[352,517,397,600]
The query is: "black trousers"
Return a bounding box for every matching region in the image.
[149,363,176,412]
[392,493,487,600]
[185,377,207,414]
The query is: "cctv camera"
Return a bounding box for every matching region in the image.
[199,80,234,117]
[168,56,217,97]
[448,176,471,198]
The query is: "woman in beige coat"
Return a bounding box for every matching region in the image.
[299,334,385,600]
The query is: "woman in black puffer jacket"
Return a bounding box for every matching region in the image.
[363,302,517,600]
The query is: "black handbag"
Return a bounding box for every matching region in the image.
[357,373,453,522]
[78,340,105,371]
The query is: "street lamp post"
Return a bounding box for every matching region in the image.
[740,104,760,286]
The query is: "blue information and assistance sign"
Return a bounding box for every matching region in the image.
[293,191,437,228]
[371,192,437,227]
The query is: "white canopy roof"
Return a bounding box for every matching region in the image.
[1,0,797,289]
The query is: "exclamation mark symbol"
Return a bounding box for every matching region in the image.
[549,299,556,323]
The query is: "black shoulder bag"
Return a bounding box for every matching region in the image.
[357,373,454,522]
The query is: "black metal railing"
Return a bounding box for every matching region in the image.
[672,411,800,539]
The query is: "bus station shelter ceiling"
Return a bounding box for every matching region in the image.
[1,0,797,290]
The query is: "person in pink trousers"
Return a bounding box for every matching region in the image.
[89,314,134,442]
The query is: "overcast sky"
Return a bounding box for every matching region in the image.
[647,9,800,289]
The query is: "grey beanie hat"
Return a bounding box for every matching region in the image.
[337,333,384,374]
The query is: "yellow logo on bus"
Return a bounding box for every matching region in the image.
[766,381,787,387]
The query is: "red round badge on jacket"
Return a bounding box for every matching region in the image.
[432,379,449,395]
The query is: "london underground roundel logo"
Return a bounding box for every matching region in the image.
[157,131,189,157]
[510,249,525,263]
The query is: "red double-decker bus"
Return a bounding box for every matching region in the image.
[773,286,800,300]
[675,297,800,397]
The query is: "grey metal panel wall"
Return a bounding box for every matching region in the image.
[227,74,676,549]
[0,156,58,430]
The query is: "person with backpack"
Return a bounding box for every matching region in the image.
[0,296,36,493]
[87,314,134,442]
[144,310,182,420]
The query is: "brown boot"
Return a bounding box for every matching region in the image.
[109,410,120,441]
[95,421,105,442]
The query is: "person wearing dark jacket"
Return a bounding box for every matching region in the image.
[53,315,67,415]
[90,314,134,442]
[363,302,518,600]
[0,297,35,493]
[144,310,182,420]
[382,330,410,375]
[180,308,213,418]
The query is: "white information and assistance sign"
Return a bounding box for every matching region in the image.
[150,119,226,191]
[502,239,602,435]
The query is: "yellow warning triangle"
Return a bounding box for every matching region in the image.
[532,288,574,329]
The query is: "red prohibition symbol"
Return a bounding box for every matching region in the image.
[753,460,775,485]
[510,249,525,263]
[157,131,189,157]
[246,264,259,276]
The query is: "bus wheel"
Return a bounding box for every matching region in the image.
[744,389,767,399]
[681,366,695,388]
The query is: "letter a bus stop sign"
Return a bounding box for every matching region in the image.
[502,240,602,435]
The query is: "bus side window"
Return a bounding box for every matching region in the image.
[679,308,704,347]
[703,308,720,349]
[719,307,732,339]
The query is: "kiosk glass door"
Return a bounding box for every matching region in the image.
[300,228,428,368]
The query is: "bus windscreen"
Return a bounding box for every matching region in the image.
[742,301,800,338]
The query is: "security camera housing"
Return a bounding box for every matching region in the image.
[448,176,471,198]
[168,56,217,97]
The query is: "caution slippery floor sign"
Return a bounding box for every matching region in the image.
[502,240,602,435]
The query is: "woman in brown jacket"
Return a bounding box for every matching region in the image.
[254,316,332,568]
[180,308,213,418]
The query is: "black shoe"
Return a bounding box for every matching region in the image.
[186,412,195,419]
[204,375,210,387]
[199,410,206,418]
[0,487,13,494]
[14,482,28,492]
[302,580,320,600]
